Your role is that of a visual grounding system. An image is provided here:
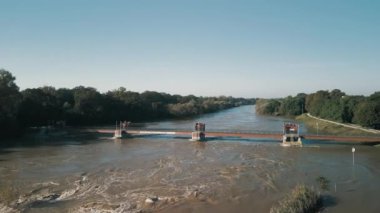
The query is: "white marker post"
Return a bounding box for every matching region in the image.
[316,122,319,136]
[352,147,355,166]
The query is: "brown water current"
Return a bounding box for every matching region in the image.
[1,106,380,212]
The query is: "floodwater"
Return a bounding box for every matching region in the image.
[0,105,380,213]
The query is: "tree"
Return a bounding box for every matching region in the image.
[340,96,364,123]
[18,87,61,127]
[279,96,304,116]
[72,86,104,124]
[353,102,374,127]
[167,100,200,117]
[305,90,329,116]
[319,99,343,121]
[353,101,380,128]
[0,69,21,136]
[369,92,380,102]
[1,70,253,134]
[256,99,281,115]
[330,89,345,99]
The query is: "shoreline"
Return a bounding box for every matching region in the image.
[296,114,380,136]
[306,113,380,134]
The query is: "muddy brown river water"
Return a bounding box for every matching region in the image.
[1,106,380,212]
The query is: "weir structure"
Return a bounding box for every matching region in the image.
[113,121,130,139]
[93,122,380,144]
[281,123,302,147]
[190,122,206,141]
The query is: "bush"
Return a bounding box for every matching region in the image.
[316,176,330,191]
[270,184,322,213]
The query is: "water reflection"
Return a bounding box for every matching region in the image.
[144,105,309,133]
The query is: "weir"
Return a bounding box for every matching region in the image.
[95,123,380,144]
[281,123,302,147]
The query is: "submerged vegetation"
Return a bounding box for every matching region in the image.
[316,176,330,191]
[0,69,255,138]
[256,89,380,130]
[270,185,322,213]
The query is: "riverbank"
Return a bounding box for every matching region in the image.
[296,114,380,136]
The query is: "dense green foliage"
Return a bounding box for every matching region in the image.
[256,89,380,129]
[256,93,306,116]
[255,99,281,115]
[270,185,322,213]
[0,70,21,134]
[0,69,254,137]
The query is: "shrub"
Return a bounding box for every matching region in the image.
[316,176,330,191]
[270,184,322,213]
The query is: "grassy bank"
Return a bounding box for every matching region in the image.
[296,114,379,136]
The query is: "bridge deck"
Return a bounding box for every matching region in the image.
[94,129,380,143]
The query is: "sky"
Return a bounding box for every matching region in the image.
[0,0,379,98]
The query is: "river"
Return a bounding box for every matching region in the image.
[0,105,379,212]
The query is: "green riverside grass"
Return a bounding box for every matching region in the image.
[296,114,378,137]
[270,184,322,213]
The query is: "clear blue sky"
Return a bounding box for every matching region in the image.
[1,0,379,98]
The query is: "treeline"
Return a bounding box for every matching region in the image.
[0,69,255,137]
[256,89,380,129]
[256,93,306,117]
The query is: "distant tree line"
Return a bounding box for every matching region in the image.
[256,89,380,129]
[0,69,255,138]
